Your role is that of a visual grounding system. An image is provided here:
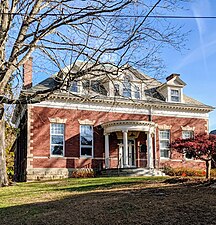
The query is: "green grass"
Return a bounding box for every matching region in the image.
[1,176,215,225]
[0,176,164,208]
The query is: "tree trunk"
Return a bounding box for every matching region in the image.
[0,119,8,186]
[206,160,211,179]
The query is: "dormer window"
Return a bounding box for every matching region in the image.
[70,81,78,92]
[123,76,131,97]
[114,84,120,96]
[170,89,180,102]
[134,85,140,99]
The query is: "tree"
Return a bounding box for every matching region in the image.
[0,0,188,185]
[171,134,216,179]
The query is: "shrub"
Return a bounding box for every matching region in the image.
[163,166,205,177]
[71,168,95,178]
[211,168,216,178]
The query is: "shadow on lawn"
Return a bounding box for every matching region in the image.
[1,183,216,225]
[56,181,142,192]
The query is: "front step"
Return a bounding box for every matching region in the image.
[100,168,166,177]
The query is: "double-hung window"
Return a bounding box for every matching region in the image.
[159,130,170,158]
[182,130,194,159]
[80,125,93,157]
[114,84,120,96]
[170,89,180,102]
[70,81,78,92]
[50,123,64,156]
[123,76,131,97]
[134,85,140,99]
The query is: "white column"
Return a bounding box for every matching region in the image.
[119,144,123,168]
[147,131,154,169]
[105,133,110,169]
[123,130,128,167]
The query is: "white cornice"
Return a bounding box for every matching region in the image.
[46,94,213,112]
[32,99,209,120]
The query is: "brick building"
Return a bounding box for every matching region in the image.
[13,61,213,181]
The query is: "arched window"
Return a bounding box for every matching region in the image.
[123,75,131,97]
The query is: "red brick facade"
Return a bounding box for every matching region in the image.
[29,106,207,172]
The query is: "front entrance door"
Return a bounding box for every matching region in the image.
[118,139,136,168]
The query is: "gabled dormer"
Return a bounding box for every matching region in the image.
[157,74,186,103]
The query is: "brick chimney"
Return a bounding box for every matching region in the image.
[23,57,33,89]
[166,73,180,82]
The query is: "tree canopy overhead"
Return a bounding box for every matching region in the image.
[0,0,187,100]
[0,0,188,186]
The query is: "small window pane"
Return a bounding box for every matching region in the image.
[171,96,180,102]
[51,123,64,134]
[171,90,179,95]
[81,136,92,146]
[160,130,170,140]
[160,149,170,158]
[51,135,64,145]
[160,141,169,148]
[70,81,78,92]
[51,145,63,156]
[81,147,92,156]
[114,84,120,96]
[135,85,140,99]
[182,131,193,139]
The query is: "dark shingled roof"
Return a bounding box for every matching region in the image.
[21,63,213,111]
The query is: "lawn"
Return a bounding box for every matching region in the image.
[1,176,216,225]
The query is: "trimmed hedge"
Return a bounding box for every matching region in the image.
[72,168,95,178]
[163,166,206,177]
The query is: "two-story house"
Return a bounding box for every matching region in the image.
[13,60,213,181]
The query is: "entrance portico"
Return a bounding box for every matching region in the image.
[102,120,156,169]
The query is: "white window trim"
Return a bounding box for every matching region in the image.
[159,130,170,159]
[80,125,94,158]
[50,123,65,157]
[167,87,183,103]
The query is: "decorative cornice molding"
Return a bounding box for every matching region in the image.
[181,125,195,131]
[78,119,96,125]
[158,124,172,130]
[46,94,213,113]
[102,120,155,129]
[49,118,67,123]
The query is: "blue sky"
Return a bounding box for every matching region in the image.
[32,1,216,130]
[161,0,216,131]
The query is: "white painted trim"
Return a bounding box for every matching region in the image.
[78,119,95,125]
[181,125,195,131]
[49,118,67,123]
[33,101,209,119]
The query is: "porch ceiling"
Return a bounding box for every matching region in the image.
[101,120,155,134]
